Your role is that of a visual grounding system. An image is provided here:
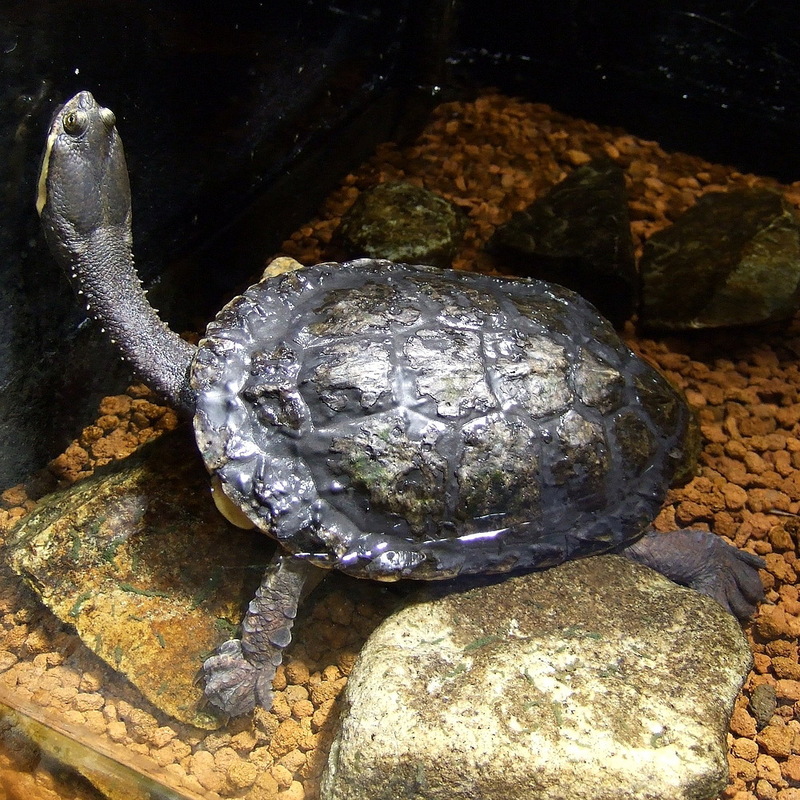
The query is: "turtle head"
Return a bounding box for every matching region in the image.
[37,91,130,258]
[37,92,197,416]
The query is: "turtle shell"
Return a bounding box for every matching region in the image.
[192,259,689,580]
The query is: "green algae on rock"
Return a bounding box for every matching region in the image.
[333,181,467,268]
[639,188,800,331]
[489,158,637,325]
[5,430,270,729]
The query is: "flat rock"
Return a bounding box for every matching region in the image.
[489,158,636,325]
[639,188,800,330]
[321,555,752,800]
[333,181,467,268]
[5,429,269,729]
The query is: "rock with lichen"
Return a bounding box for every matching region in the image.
[321,555,752,800]
[489,158,637,325]
[332,181,467,268]
[5,429,270,729]
[748,684,777,731]
[639,188,800,331]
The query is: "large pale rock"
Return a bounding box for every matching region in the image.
[322,555,752,800]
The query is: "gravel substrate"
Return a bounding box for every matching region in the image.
[0,91,799,800]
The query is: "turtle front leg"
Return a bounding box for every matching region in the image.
[622,529,765,620]
[201,551,322,717]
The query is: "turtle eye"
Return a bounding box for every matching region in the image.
[99,106,116,129]
[62,108,89,136]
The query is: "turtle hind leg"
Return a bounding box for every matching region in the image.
[201,551,322,717]
[622,529,765,620]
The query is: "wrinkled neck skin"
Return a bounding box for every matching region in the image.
[53,221,197,417]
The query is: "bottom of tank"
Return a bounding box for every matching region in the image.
[0,92,798,800]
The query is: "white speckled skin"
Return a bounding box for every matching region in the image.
[38,91,196,413]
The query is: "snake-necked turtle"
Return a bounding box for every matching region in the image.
[37,92,763,717]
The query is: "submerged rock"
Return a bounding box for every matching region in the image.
[639,189,800,331]
[5,429,269,729]
[489,158,637,325]
[333,181,467,268]
[321,555,752,800]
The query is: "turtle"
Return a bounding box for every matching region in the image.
[37,91,764,717]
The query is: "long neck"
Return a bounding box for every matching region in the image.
[68,225,197,415]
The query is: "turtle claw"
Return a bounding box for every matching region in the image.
[688,542,765,620]
[201,639,275,717]
[623,529,765,620]
[199,553,317,716]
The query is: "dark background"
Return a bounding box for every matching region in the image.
[2,0,799,488]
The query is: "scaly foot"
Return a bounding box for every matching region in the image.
[201,552,322,716]
[202,638,277,716]
[623,529,764,619]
